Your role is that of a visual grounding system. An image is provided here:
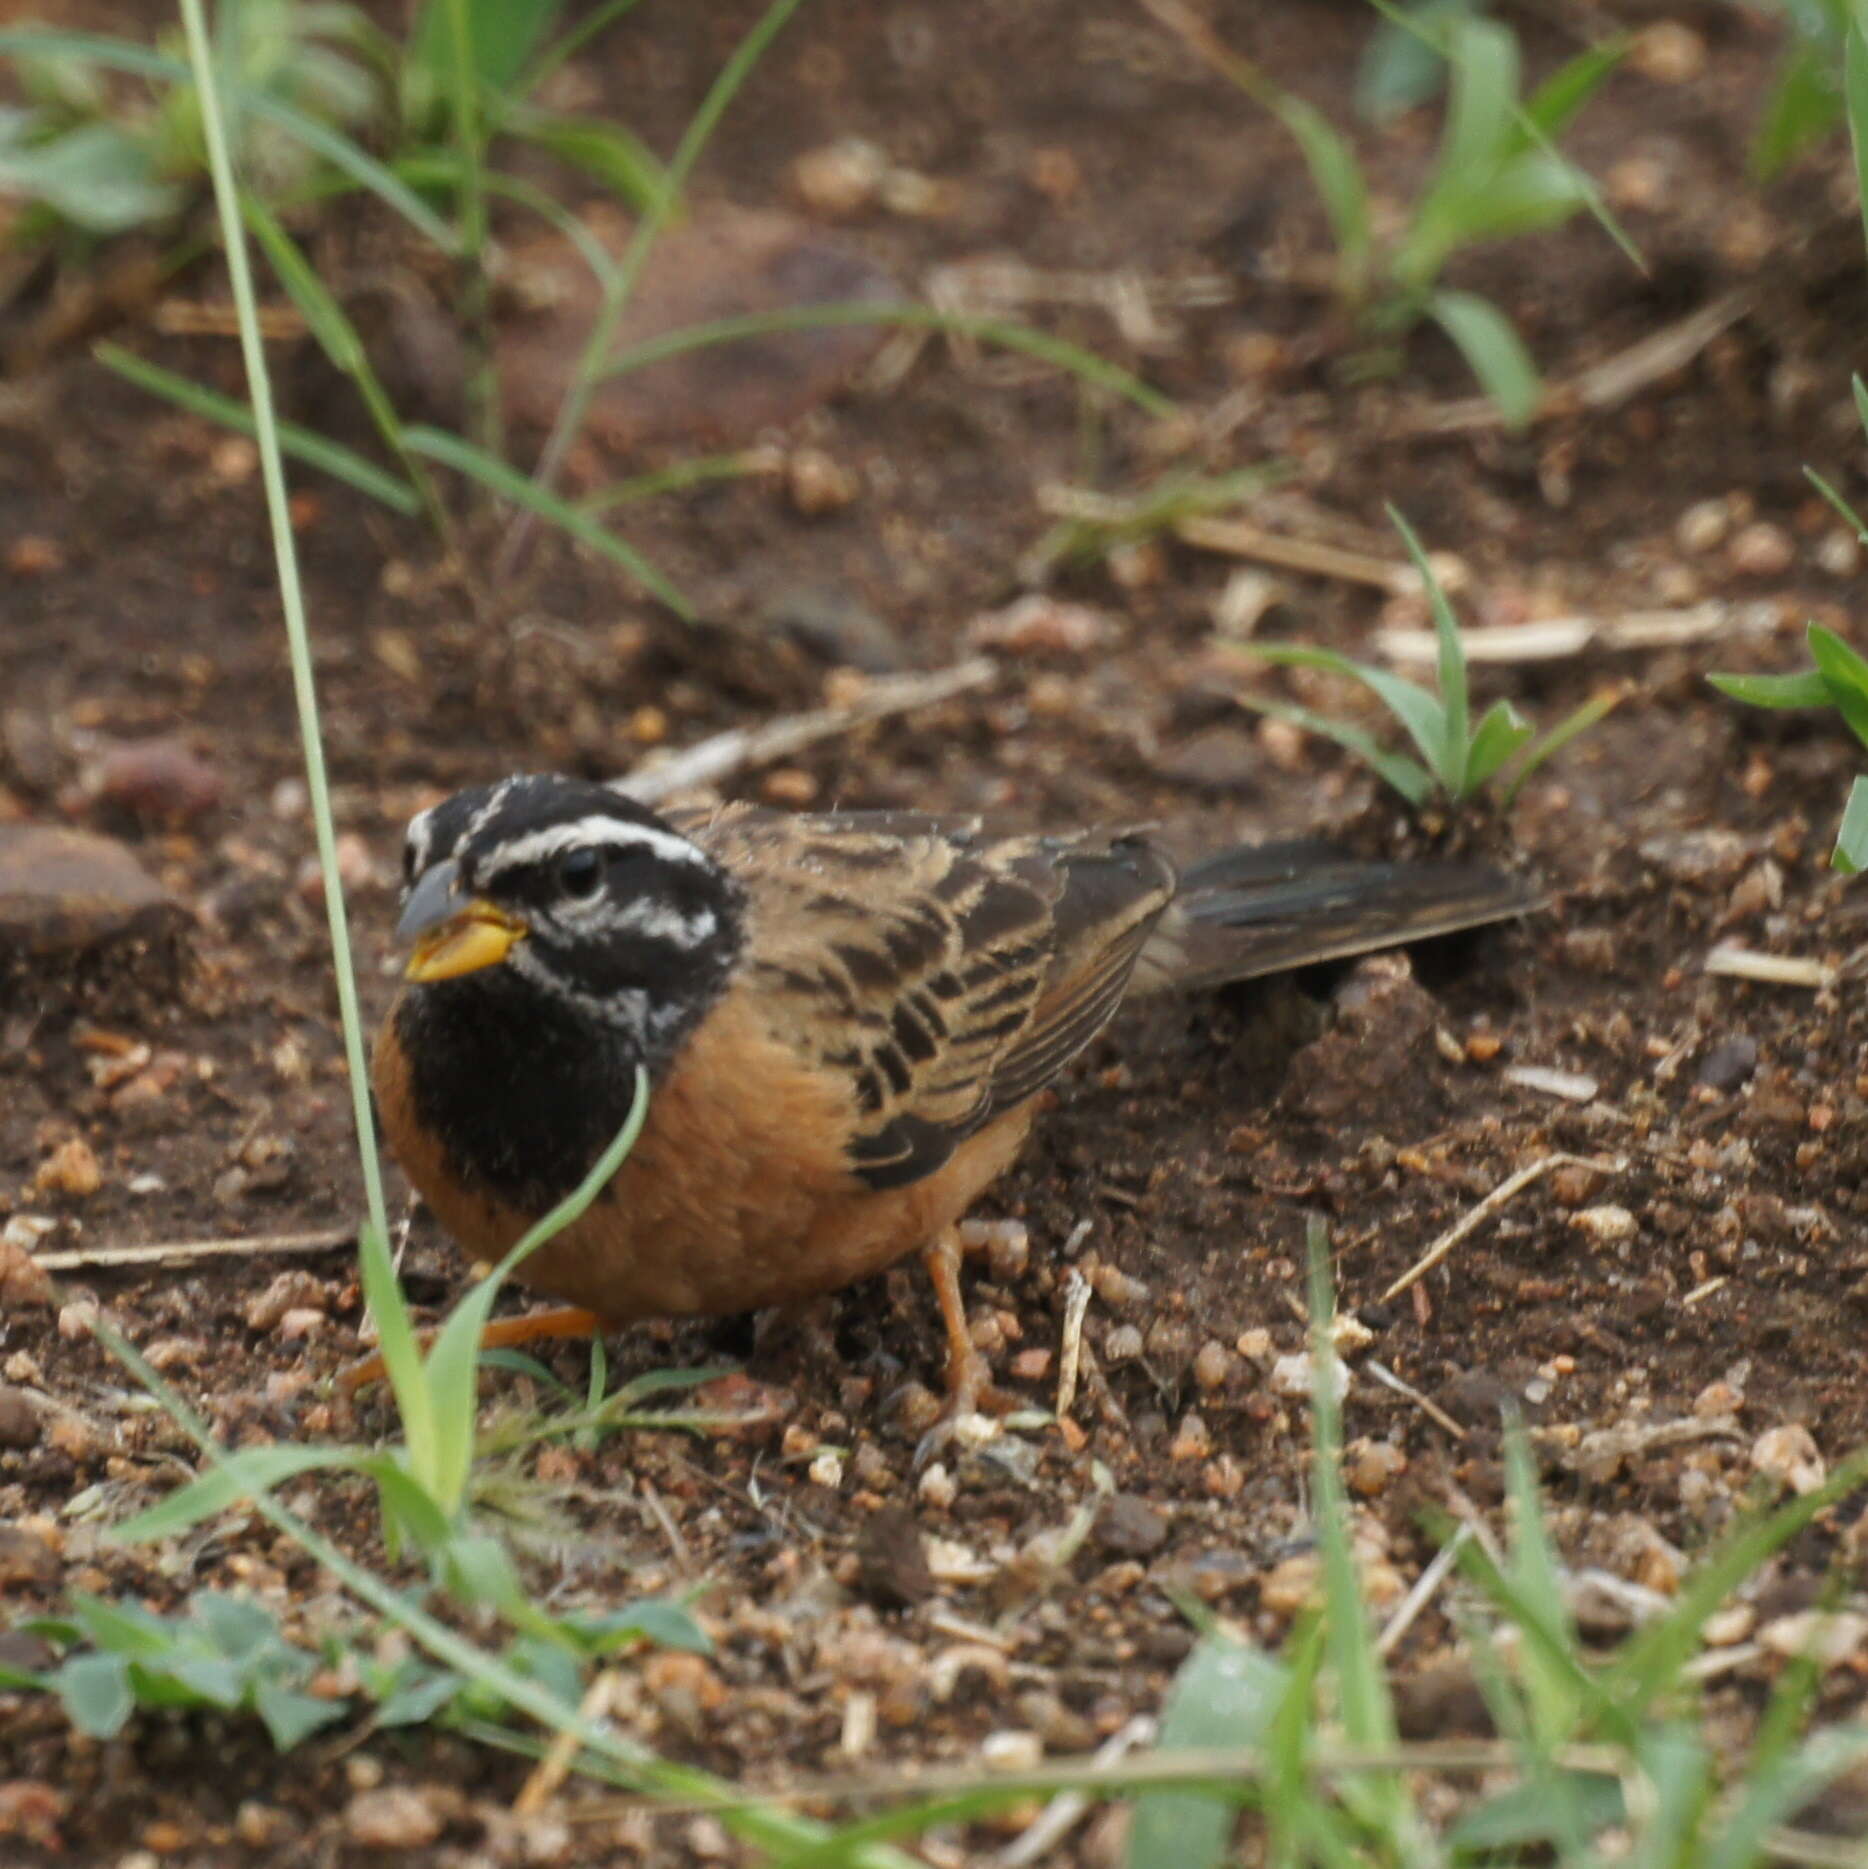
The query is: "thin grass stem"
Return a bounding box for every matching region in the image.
[175,0,388,1254]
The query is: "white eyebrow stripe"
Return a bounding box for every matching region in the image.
[474,815,709,878]
[599,899,718,944]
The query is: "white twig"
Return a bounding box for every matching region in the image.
[34,1226,352,1272]
[1380,1154,1623,1304]
[995,1715,1158,1868]
[1704,944,1837,990]
[1364,1359,1468,1442]
[1378,1526,1472,1657]
[1376,601,1771,668]
[616,658,996,806]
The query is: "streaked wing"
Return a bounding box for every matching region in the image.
[679,805,1176,1189]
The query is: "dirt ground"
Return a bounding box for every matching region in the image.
[5,1,1868,1862]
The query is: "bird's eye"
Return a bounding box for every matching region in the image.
[557,847,604,899]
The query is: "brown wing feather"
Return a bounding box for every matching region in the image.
[677,804,1176,1189]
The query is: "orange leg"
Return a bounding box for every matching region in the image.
[920,1227,1015,1418]
[336,1305,605,1395]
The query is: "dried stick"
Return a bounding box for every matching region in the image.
[617,657,996,807]
[34,1225,353,1273]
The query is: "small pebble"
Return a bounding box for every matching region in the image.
[1759,1609,1868,1667]
[1192,1340,1233,1390]
[1697,1036,1758,1092]
[1728,521,1794,578]
[792,136,889,215]
[344,1787,442,1850]
[1102,1323,1143,1363]
[1570,1204,1638,1245]
[917,1462,956,1509]
[1675,498,1730,555]
[1344,1437,1408,1497]
[1169,1411,1211,1460]
[785,447,859,516]
[57,1298,100,1341]
[0,1385,43,1449]
[1629,20,1707,82]
[1092,1493,1168,1557]
[980,1729,1044,1772]
[1753,1423,1825,1494]
[1269,1353,1349,1401]
[34,1138,102,1200]
[1549,1163,1606,1208]
[245,1269,327,1333]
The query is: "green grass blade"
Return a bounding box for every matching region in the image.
[1833,773,1868,874]
[1847,7,1868,257]
[1806,622,1868,749]
[408,0,559,96]
[1806,465,1868,543]
[1271,93,1372,300]
[403,424,690,615]
[1500,1423,1583,1748]
[1417,16,1517,234]
[1751,38,1845,179]
[0,27,456,249]
[173,0,392,1274]
[1500,684,1623,805]
[1706,668,1834,709]
[598,300,1173,415]
[522,0,651,98]
[241,195,363,373]
[518,0,809,531]
[392,154,619,287]
[111,1444,368,1542]
[505,108,663,210]
[1233,696,1435,805]
[417,1068,648,1512]
[1515,36,1624,147]
[580,450,772,511]
[1607,1448,1868,1716]
[1709,1727,1868,1869]
[1387,506,1470,791]
[95,344,421,514]
[1240,643,1450,780]
[1426,288,1542,429]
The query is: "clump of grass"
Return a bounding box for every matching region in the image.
[1232,507,1617,809]
[1143,0,1628,428]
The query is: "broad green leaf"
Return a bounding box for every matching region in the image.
[1427,288,1542,430]
[1234,696,1435,805]
[1808,622,1868,749]
[405,426,690,617]
[65,1591,173,1657]
[157,1654,247,1707]
[96,344,422,515]
[56,1652,134,1738]
[1436,17,1517,185]
[368,1458,456,1558]
[409,0,559,97]
[0,122,183,233]
[585,1600,713,1656]
[505,110,663,210]
[252,1679,347,1749]
[1126,1631,1284,1869]
[1355,0,1474,122]
[190,1591,282,1661]
[1448,1771,1625,1850]
[1834,774,1868,875]
[1273,93,1371,298]
[0,27,455,249]
[1707,668,1834,710]
[373,1662,463,1727]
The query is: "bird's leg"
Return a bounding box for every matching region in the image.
[921,1226,1016,1419]
[337,1305,605,1395]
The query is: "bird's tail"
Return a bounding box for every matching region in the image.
[1133,839,1537,995]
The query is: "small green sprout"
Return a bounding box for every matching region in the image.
[1234,507,1616,808]
[1146,0,1624,427]
[3,1591,347,1751]
[1710,368,1868,876]
[1711,622,1868,876]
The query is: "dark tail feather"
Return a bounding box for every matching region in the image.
[1135,839,1537,994]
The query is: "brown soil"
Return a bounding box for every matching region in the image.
[5,1,1868,1863]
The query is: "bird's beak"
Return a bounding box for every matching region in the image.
[396,858,528,983]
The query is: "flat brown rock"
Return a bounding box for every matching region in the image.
[0,824,177,954]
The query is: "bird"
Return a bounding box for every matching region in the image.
[369,773,1532,1415]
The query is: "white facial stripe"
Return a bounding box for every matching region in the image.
[474,815,708,881]
[404,807,436,879]
[593,898,718,945]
